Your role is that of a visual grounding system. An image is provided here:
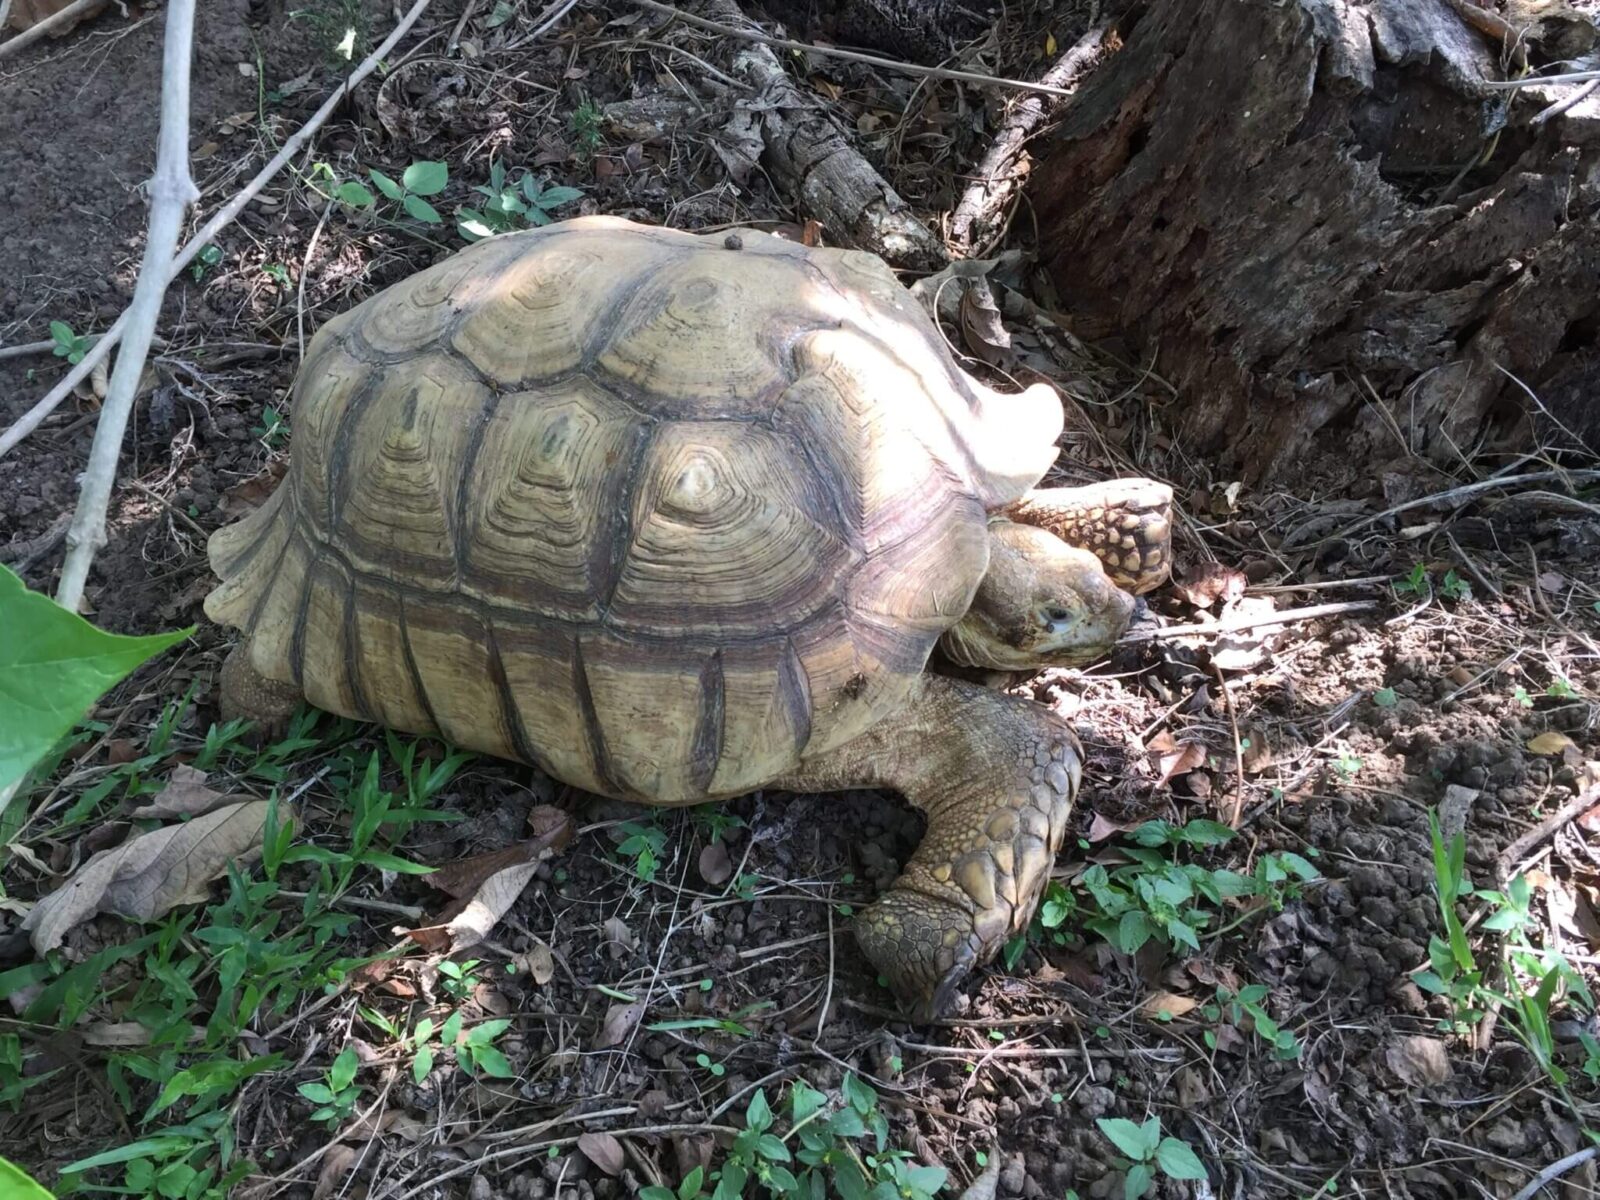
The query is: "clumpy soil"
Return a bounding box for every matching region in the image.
[3,2,1600,1198]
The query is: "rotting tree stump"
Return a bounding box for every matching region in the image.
[1025,0,1600,481]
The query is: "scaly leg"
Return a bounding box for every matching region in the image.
[1005,478,1172,594]
[776,674,1082,1020]
[218,641,302,740]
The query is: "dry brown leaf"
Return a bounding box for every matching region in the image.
[511,940,555,986]
[1174,561,1247,610]
[1527,731,1576,756]
[698,840,733,885]
[83,1021,202,1047]
[1537,570,1570,594]
[217,462,287,517]
[1087,812,1137,843]
[1241,731,1274,774]
[602,916,637,954]
[958,279,1012,367]
[1140,991,1200,1020]
[1155,741,1207,788]
[129,765,233,819]
[406,859,541,954]
[1385,1035,1452,1086]
[577,1131,626,1177]
[594,999,645,1049]
[23,801,276,954]
[311,1144,359,1200]
[344,1109,429,1142]
[105,739,138,766]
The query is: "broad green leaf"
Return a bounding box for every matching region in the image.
[0,564,190,795]
[329,1047,359,1092]
[413,1045,434,1084]
[466,1019,512,1046]
[1124,1161,1154,1200]
[0,1156,56,1200]
[1097,1117,1152,1161]
[369,170,404,201]
[1155,1137,1207,1180]
[1276,851,1320,881]
[843,1072,876,1113]
[679,1166,704,1199]
[402,194,443,224]
[297,1082,336,1104]
[746,1087,773,1133]
[1179,819,1235,846]
[906,1166,946,1192]
[639,1190,676,1200]
[402,161,449,195]
[755,1134,790,1161]
[335,180,375,208]
[457,212,495,241]
[539,185,584,207]
[469,1044,513,1078]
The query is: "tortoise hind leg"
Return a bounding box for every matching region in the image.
[218,641,302,741]
[1005,478,1172,594]
[775,674,1081,1021]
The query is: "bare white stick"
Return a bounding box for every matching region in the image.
[0,0,102,62]
[0,0,435,462]
[55,0,200,610]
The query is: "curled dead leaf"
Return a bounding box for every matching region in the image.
[1385,1035,1452,1087]
[577,1131,626,1177]
[1140,991,1200,1021]
[698,840,733,885]
[594,998,645,1049]
[958,277,1013,367]
[1173,561,1247,610]
[129,764,234,819]
[957,1145,1002,1200]
[23,801,277,954]
[1087,812,1137,843]
[312,1144,359,1200]
[1154,740,1207,788]
[1527,731,1576,756]
[511,940,555,986]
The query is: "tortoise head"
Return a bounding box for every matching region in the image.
[940,520,1136,670]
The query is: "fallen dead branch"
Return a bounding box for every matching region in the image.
[54,0,199,610]
[631,0,1080,98]
[949,24,1112,255]
[1497,784,1598,885]
[0,0,435,462]
[704,0,946,269]
[0,0,101,61]
[1116,600,1378,645]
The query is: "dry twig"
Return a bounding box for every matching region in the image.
[0,0,436,461]
[1116,600,1377,644]
[54,0,200,610]
[0,0,102,61]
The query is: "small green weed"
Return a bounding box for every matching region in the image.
[49,320,91,365]
[251,403,289,449]
[1202,984,1301,1059]
[1439,569,1471,602]
[1392,563,1429,596]
[641,1075,946,1200]
[262,263,292,289]
[334,160,450,225]
[616,819,669,882]
[1373,687,1398,708]
[569,99,604,158]
[457,161,584,240]
[437,958,482,1001]
[297,1046,360,1126]
[189,244,223,282]
[1096,1117,1207,1200]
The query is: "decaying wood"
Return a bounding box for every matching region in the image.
[1028,0,1600,481]
[705,0,947,269]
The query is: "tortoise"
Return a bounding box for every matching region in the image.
[204,216,1172,1019]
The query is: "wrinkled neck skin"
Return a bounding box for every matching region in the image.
[939,520,1135,671]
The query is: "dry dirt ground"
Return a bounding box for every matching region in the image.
[3,2,1600,1198]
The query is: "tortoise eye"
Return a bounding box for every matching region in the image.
[1045,607,1072,623]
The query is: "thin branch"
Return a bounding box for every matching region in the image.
[55,0,200,610]
[0,339,54,361]
[1531,77,1599,123]
[1116,600,1378,645]
[1510,1146,1600,1200]
[0,0,102,61]
[0,0,436,462]
[629,0,1081,97]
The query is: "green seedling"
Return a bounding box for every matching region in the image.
[1202,984,1301,1059]
[1096,1117,1207,1200]
[298,1047,360,1125]
[251,403,288,449]
[569,98,604,157]
[336,160,450,224]
[1392,563,1429,596]
[616,819,669,882]
[189,244,223,281]
[437,959,481,1001]
[1439,569,1471,601]
[49,320,91,365]
[457,161,584,240]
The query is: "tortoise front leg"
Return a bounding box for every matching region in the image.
[777,674,1081,1020]
[1005,478,1172,594]
[218,641,302,741]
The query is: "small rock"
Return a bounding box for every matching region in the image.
[1386,1035,1453,1086]
[470,1175,493,1200]
[1000,1153,1026,1196]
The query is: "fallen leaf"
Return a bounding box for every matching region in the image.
[1140,991,1200,1020]
[602,916,637,954]
[1155,741,1207,788]
[105,739,138,766]
[1537,571,1569,593]
[129,765,232,819]
[957,1145,1002,1200]
[1241,731,1274,774]
[217,462,286,516]
[344,1109,429,1141]
[1527,731,1576,756]
[1173,561,1247,610]
[83,1021,202,1047]
[1385,1035,1452,1086]
[958,278,1012,367]
[312,1144,359,1200]
[698,840,733,885]
[1087,812,1137,842]
[577,1131,626,1177]
[511,940,555,985]
[527,804,572,841]
[594,999,645,1049]
[23,801,276,954]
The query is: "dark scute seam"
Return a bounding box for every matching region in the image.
[288,535,317,690]
[572,637,621,796]
[778,636,814,758]
[242,491,298,640]
[596,422,657,620]
[452,385,504,586]
[397,597,447,740]
[689,649,725,795]
[486,622,547,772]
[342,569,373,721]
[325,369,385,535]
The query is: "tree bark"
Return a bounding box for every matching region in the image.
[1026,0,1600,481]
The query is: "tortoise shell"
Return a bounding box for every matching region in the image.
[204,217,1064,803]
